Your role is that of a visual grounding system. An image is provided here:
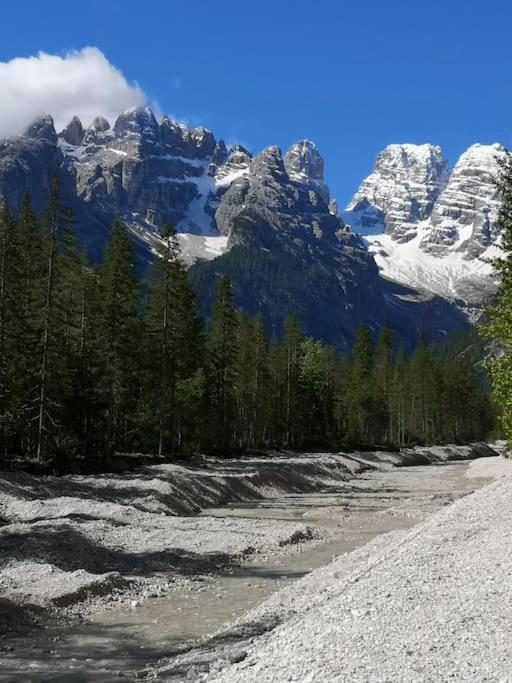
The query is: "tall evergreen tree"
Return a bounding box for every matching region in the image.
[0,205,22,458]
[389,342,407,445]
[408,334,441,443]
[35,175,76,462]
[373,323,393,443]
[205,277,238,451]
[345,324,375,444]
[96,217,142,459]
[234,314,270,448]
[144,224,204,456]
[282,314,304,447]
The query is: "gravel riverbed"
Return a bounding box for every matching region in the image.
[0,443,500,681]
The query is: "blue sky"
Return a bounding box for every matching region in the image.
[1,0,510,205]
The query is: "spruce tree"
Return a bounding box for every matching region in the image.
[373,324,393,443]
[282,314,304,447]
[345,324,375,444]
[35,175,76,463]
[389,342,407,445]
[206,277,239,451]
[144,224,203,456]
[0,205,22,458]
[96,217,142,459]
[235,314,270,448]
[299,338,329,445]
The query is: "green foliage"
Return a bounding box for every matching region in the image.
[204,277,239,451]
[483,151,512,444]
[143,223,204,455]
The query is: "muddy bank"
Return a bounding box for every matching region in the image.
[0,443,497,641]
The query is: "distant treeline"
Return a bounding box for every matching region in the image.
[0,179,493,467]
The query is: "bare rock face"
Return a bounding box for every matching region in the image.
[345,144,450,241]
[59,116,84,146]
[421,143,505,257]
[284,140,330,204]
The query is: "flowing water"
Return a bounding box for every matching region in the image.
[0,461,491,682]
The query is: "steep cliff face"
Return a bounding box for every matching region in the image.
[344,142,505,309]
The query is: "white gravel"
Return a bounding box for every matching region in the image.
[466,454,512,479]
[205,473,512,682]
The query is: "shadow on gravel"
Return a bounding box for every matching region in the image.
[0,524,233,575]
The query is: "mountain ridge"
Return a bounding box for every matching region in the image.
[0,107,501,346]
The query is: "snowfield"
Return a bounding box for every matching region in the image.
[367,229,500,306]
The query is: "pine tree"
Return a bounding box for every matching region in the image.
[408,334,441,443]
[389,342,407,445]
[35,175,76,463]
[144,224,204,456]
[0,204,22,458]
[299,338,329,445]
[205,277,239,451]
[96,217,142,459]
[373,324,393,443]
[345,324,375,444]
[234,314,270,448]
[282,314,304,447]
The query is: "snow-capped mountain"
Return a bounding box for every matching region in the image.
[344,142,505,310]
[0,108,491,346]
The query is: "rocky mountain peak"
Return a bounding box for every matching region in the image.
[420,142,506,257]
[59,116,85,146]
[214,145,252,186]
[92,116,110,132]
[211,139,228,166]
[24,115,57,144]
[345,143,450,241]
[284,140,324,181]
[113,106,159,139]
[190,126,217,158]
[284,139,329,204]
[252,146,287,181]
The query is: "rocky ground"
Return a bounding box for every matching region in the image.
[147,451,512,682]
[0,443,495,641]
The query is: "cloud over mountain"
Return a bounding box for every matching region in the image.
[0,47,146,138]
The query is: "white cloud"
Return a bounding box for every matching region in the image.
[0,47,147,139]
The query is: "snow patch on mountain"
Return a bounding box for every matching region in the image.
[368,231,500,306]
